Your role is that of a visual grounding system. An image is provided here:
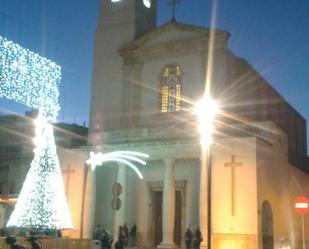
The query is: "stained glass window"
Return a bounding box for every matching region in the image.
[161,65,181,112]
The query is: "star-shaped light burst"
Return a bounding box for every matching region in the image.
[86,151,149,179]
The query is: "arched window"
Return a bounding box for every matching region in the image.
[160,65,181,113]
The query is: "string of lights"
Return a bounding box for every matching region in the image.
[0,35,71,229]
[0,35,61,121]
[86,151,149,179]
[7,112,72,229]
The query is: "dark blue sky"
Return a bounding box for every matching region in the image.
[0,0,309,150]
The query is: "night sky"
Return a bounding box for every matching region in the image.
[0,0,308,151]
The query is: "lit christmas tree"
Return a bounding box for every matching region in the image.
[7,113,72,229]
[0,35,71,230]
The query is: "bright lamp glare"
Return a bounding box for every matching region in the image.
[194,95,218,146]
[143,0,151,8]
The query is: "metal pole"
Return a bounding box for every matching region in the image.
[207,147,212,249]
[79,163,89,239]
[302,215,305,249]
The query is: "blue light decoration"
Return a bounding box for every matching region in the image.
[0,36,72,229]
[0,35,60,121]
[86,151,149,179]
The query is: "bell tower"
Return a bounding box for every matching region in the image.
[89,0,156,150]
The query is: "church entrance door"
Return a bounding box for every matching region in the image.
[261,201,274,249]
[152,190,182,247]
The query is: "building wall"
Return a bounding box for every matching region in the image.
[257,122,309,249]
[89,0,156,136]
[211,137,259,249]
[57,147,89,238]
[225,52,308,172]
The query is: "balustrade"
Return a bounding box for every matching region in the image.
[0,237,91,249]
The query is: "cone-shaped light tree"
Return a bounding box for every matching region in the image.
[7,113,72,229]
[0,35,71,229]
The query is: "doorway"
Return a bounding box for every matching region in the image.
[261,201,274,249]
[152,190,182,247]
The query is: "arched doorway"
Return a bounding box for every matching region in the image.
[261,201,274,249]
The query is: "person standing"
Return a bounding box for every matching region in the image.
[26,236,40,249]
[115,226,125,249]
[94,225,102,240]
[193,226,202,249]
[185,228,193,249]
[101,230,109,249]
[129,224,137,246]
[122,223,129,246]
[5,236,25,249]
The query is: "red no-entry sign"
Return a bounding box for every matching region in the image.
[294,196,309,215]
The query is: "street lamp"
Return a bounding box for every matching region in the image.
[195,94,218,146]
[194,94,218,249]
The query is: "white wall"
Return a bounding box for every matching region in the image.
[256,122,309,249]
[212,137,258,234]
[57,147,88,238]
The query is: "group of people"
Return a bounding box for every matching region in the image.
[93,223,137,249]
[184,226,202,249]
[4,236,40,249]
[115,223,136,249]
[93,226,113,249]
[94,223,203,249]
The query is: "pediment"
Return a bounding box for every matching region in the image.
[120,21,230,53]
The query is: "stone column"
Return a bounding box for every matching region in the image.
[135,180,149,246]
[199,147,210,249]
[81,164,96,239]
[113,165,127,243]
[158,158,176,248]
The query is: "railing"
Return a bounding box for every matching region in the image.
[89,112,199,144]
[0,237,91,249]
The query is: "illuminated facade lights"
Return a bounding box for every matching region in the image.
[7,112,72,229]
[0,35,61,121]
[1,36,71,229]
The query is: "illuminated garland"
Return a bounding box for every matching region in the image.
[0,36,71,229]
[7,113,72,229]
[86,151,149,179]
[0,35,60,121]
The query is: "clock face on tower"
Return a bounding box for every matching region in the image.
[110,0,151,8]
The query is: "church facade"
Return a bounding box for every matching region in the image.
[86,1,309,249]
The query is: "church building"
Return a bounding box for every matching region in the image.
[85,1,309,249]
